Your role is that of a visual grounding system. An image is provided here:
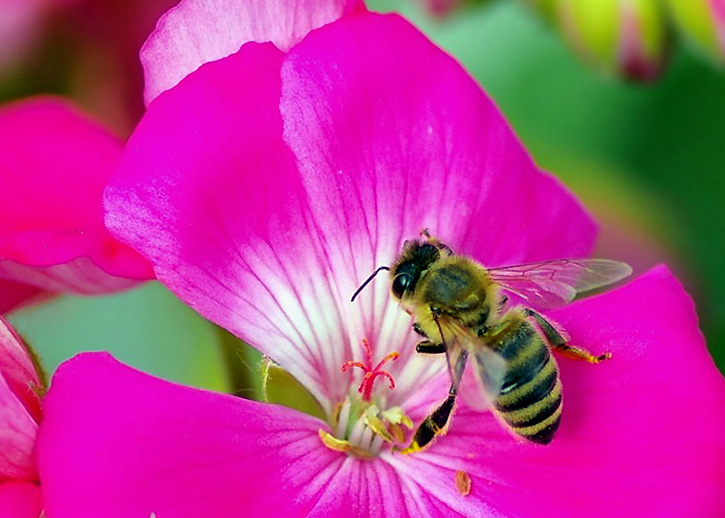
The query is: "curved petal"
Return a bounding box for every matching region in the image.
[388,266,725,517]
[106,42,351,409]
[36,352,512,518]
[0,97,153,294]
[38,352,351,517]
[141,0,365,105]
[0,481,42,518]
[0,317,42,422]
[0,368,37,482]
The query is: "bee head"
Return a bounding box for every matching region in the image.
[390,240,441,299]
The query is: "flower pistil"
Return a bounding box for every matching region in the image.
[318,338,413,458]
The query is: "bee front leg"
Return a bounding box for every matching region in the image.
[413,322,446,354]
[415,340,446,354]
[525,308,611,363]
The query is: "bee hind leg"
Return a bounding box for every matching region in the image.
[525,308,611,363]
[399,392,457,454]
[400,350,468,454]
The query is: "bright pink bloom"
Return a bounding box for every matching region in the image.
[141,0,364,105]
[0,316,43,517]
[0,97,153,311]
[37,10,723,517]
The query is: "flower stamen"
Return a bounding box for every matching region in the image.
[341,338,400,401]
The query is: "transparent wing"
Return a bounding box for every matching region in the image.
[488,258,632,310]
[441,320,507,411]
[466,344,508,411]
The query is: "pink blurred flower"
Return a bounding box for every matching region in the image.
[0,0,78,72]
[31,8,725,517]
[0,97,153,312]
[0,316,44,518]
[418,0,466,17]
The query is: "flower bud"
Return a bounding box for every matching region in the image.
[665,0,725,64]
[554,0,669,81]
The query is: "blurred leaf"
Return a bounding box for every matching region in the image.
[8,281,230,391]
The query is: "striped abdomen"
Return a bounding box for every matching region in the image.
[494,321,562,444]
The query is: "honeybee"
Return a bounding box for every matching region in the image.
[351,230,631,452]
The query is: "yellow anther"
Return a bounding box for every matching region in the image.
[318,429,374,459]
[365,414,396,442]
[380,406,414,429]
[388,423,406,443]
[318,429,354,453]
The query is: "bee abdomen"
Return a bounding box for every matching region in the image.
[495,338,562,445]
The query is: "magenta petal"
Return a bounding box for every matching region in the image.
[0,98,153,294]
[141,0,365,105]
[38,352,350,517]
[0,317,42,422]
[393,267,725,517]
[107,44,357,407]
[0,367,37,482]
[0,482,42,518]
[0,280,46,314]
[280,13,597,271]
[37,353,466,518]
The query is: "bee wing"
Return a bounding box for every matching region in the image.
[488,258,632,310]
[440,323,471,395]
[442,322,507,411]
[466,345,508,411]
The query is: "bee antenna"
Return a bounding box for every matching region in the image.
[351,266,390,302]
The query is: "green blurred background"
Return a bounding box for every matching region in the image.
[4,0,724,393]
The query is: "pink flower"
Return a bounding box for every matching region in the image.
[35,9,725,518]
[0,0,78,71]
[0,316,44,518]
[418,0,466,17]
[0,97,153,312]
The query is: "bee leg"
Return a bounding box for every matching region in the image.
[413,323,446,353]
[420,228,454,256]
[525,309,612,363]
[415,340,446,354]
[400,393,457,453]
[400,350,468,454]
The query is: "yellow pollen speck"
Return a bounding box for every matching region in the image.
[455,470,472,496]
[396,441,422,455]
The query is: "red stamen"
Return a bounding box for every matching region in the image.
[341,338,399,401]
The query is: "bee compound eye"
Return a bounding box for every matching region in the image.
[392,274,411,298]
